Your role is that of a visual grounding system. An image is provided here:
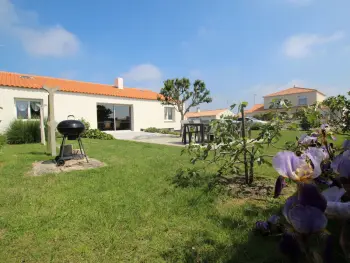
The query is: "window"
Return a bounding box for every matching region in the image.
[298,96,308,106]
[164,107,175,121]
[15,99,41,120]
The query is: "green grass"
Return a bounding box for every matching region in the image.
[0,131,347,262]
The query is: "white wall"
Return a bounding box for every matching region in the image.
[218,110,234,118]
[0,87,48,132]
[0,86,181,132]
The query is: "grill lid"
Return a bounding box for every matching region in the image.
[57,115,85,136]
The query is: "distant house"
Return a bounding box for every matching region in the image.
[185,108,234,121]
[245,86,326,117]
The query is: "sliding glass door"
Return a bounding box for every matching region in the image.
[97,104,132,131]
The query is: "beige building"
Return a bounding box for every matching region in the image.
[185,108,234,121]
[245,87,326,117]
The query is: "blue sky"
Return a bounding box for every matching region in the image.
[1,0,350,110]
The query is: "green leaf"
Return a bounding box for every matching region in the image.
[241,101,248,107]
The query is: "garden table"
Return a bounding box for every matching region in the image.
[182,123,205,144]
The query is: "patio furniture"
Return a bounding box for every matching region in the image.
[183,120,205,144]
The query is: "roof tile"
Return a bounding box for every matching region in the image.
[264,87,325,97]
[0,71,161,100]
[185,109,228,118]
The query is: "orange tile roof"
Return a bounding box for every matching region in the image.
[244,104,264,114]
[264,87,326,97]
[185,108,228,118]
[0,71,162,100]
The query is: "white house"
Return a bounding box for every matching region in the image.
[0,71,181,133]
[185,108,234,121]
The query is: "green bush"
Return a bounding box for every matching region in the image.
[144,127,180,136]
[299,116,311,131]
[250,123,263,130]
[286,122,299,131]
[79,118,91,137]
[144,127,159,133]
[82,129,114,140]
[0,134,6,150]
[6,119,41,144]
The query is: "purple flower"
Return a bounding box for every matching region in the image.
[299,134,318,146]
[273,151,315,182]
[274,175,286,198]
[305,147,326,178]
[283,184,328,234]
[331,150,350,178]
[321,124,330,130]
[298,183,327,212]
[343,140,350,150]
[288,205,327,234]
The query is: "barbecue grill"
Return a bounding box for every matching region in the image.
[55,115,89,166]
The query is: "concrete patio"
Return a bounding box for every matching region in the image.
[105,131,184,147]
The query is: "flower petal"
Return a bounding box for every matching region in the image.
[322,186,346,202]
[283,195,298,223]
[298,183,327,212]
[343,140,350,150]
[299,134,318,146]
[273,176,285,198]
[273,151,306,180]
[288,205,328,234]
[332,151,350,178]
[306,147,326,178]
[321,124,329,130]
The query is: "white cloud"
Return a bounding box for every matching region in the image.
[122,64,162,82]
[284,31,345,58]
[121,64,163,91]
[0,0,80,57]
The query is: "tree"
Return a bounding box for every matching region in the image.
[322,92,350,134]
[157,78,212,132]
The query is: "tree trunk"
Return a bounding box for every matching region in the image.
[241,106,249,184]
[180,113,185,137]
[249,150,254,184]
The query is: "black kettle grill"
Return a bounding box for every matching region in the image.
[55,115,89,166]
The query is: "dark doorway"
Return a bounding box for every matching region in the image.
[97,104,132,131]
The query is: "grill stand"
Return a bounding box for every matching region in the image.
[55,135,89,166]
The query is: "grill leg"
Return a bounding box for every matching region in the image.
[78,137,89,163]
[59,136,67,159]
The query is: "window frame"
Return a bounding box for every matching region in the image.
[164,107,175,122]
[14,98,42,120]
[298,96,308,106]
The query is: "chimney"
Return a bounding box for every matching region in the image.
[115,77,123,89]
[196,107,200,113]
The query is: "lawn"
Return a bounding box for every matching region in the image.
[0,131,347,262]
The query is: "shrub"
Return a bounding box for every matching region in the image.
[82,129,114,140]
[144,127,159,133]
[144,127,180,136]
[299,116,311,131]
[249,123,263,130]
[286,122,299,131]
[6,119,41,144]
[79,118,91,137]
[0,134,6,150]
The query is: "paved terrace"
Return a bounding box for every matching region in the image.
[105,131,184,147]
